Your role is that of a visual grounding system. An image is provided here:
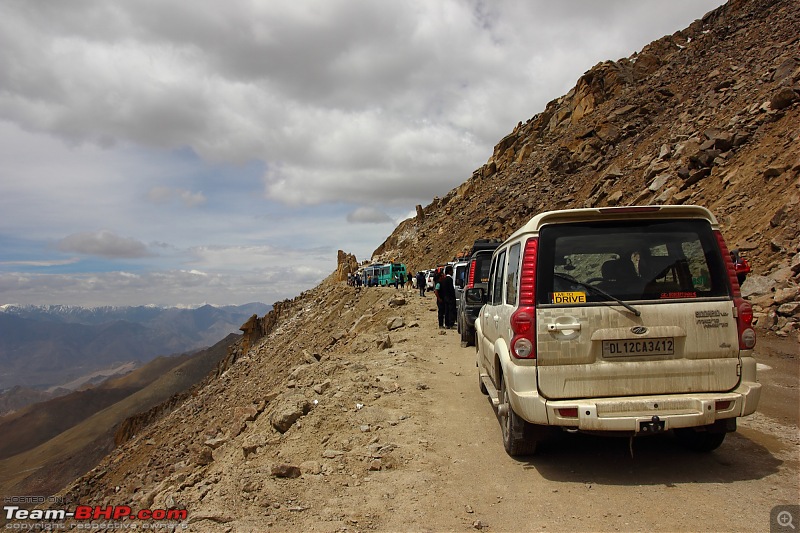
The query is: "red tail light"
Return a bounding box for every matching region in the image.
[511,238,538,359]
[735,297,756,349]
[714,230,741,297]
[466,259,477,289]
[715,230,755,350]
[519,238,538,306]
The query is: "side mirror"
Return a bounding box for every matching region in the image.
[465,287,486,305]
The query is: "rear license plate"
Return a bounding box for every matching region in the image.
[602,338,674,357]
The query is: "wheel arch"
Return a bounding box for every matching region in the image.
[493,338,512,390]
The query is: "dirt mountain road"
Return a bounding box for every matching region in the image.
[55,285,798,532]
[368,290,799,532]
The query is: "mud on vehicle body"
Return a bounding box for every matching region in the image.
[470,205,760,456]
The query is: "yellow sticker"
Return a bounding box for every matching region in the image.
[552,291,586,304]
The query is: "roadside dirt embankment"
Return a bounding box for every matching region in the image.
[57,284,798,532]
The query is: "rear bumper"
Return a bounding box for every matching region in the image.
[507,358,761,433]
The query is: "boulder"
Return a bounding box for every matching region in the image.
[773,287,799,306]
[764,164,790,179]
[603,164,624,180]
[770,87,798,110]
[387,316,405,330]
[388,295,407,307]
[192,445,214,466]
[270,395,312,434]
[642,160,670,182]
[377,334,392,350]
[772,57,799,82]
[271,464,301,479]
[741,275,776,298]
[648,173,673,192]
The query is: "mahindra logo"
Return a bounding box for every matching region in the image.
[631,326,648,335]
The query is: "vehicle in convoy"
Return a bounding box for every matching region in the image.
[468,205,760,456]
[453,260,469,308]
[457,240,502,347]
[426,270,435,290]
[361,262,407,287]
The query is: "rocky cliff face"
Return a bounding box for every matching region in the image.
[334,250,359,282]
[53,0,799,521]
[375,0,799,336]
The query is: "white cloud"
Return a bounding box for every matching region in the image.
[0,267,318,307]
[346,207,394,224]
[0,0,726,306]
[0,258,80,267]
[147,186,207,207]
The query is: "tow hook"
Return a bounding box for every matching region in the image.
[639,415,665,434]
[497,403,509,417]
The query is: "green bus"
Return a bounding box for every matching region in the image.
[362,262,407,286]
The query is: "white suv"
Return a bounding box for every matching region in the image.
[469,205,761,455]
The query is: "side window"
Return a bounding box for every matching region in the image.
[490,250,506,306]
[506,243,521,306]
[487,256,497,304]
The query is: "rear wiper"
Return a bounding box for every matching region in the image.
[553,273,641,317]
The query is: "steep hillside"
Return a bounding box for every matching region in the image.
[0,353,195,460]
[35,0,799,529]
[0,334,238,498]
[375,0,799,334]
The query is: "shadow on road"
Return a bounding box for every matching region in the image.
[517,430,782,485]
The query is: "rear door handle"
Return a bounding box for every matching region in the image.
[547,322,582,332]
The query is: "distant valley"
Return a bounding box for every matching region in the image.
[0,302,269,412]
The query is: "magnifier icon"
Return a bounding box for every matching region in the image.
[778,510,796,529]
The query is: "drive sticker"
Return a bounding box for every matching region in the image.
[551,291,586,304]
[660,291,697,299]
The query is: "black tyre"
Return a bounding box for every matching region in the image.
[460,323,471,346]
[499,375,538,456]
[674,427,727,452]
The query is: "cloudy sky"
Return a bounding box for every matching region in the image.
[0,0,724,308]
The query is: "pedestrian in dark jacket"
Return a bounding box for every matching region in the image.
[434,272,446,328]
[440,265,457,329]
[416,271,426,297]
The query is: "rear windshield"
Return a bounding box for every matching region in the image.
[471,253,493,285]
[536,219,730,304]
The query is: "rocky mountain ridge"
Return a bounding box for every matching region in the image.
[0,302,269,327]
[373,0,799,337]
[43,0,799,529]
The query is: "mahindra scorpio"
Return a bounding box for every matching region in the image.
[469,205,761,455]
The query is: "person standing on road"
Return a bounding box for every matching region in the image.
[417,271,426,297]
[440,265,457,329]
[434,272,446,328]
